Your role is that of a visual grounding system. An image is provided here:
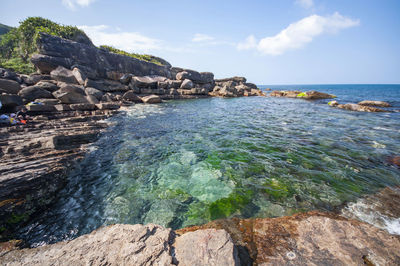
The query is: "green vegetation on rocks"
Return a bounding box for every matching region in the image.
[0,23,13,36]
[0,17,91,74]
[99,45,168,66]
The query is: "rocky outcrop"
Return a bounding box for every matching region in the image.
[210,77,264,97]
[141,94,162,104]
[0,79,21,95]
[328,101,387,112]
[0,224,175,265]
[177,211,400,265]
[32,33,172,79]
[0,110,117,240]
[270,90,336,99]
[1,212,399,265]
[358,100,391,107]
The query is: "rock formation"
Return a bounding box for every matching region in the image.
[328,100,387,112]
[270,90,336,99]
[1,212,399,265]
[358,100,391,107]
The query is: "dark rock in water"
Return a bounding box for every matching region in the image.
[50,66,78,84]
[52,84,88,104]
[34,81,58,92]
[0,94,23,110]
[85,87,103,100]
[141,94,162,104]
[180,79,194,89]
[388,156,400,167]
[122,91,142,103]
[18,86,53,102]
[358,100,391,107]
[32,33,171,78]
[0,78,21,94]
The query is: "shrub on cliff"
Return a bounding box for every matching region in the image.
[99,45,170,67]
[0,17,92,74]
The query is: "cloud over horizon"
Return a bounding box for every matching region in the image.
[192,33,214,42]
[237,12,360,56]
[295,0,314,9]
[62,0,96,9]
[78,25,162,53]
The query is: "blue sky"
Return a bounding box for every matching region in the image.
[1,0,399,84]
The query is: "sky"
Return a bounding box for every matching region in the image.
[1,0,400,84]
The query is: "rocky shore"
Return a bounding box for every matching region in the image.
[1,33,399,265]
[1,210,399,265]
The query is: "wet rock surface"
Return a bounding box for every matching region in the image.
[270,90,336,99]
[329,101,388,112]
[177,211,400,265]
[358,100,391,107]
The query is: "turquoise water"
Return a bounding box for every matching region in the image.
[19,85,400,246]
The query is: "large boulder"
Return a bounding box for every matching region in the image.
[175,69,214,84]
[122,91,143,103]
[180,79,194,90]
[21,74,52,86]
[0,78,21,94]
[120,74,133,84]
[132,76,158,88]
[18,86,54,102]
[174,229,239,266]
[84,87,103,100]
[358,100,391,107]
[52,84,89,104]
[0,94,23,110]
[32,33,171,78]
[215,76,247,83]
[141,95,162,104]
[34,81,58,92]
[50,66,78,84]
[85,79,128,92]
[26,104,56,112]
[297,91,336,99]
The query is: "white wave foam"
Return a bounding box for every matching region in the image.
[342,199,400,235]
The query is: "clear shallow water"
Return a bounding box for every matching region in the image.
[18,84,400,246]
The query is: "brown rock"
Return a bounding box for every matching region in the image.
[34,81,58,92]
[337,103,387,112]
[26,104,57,112]
[141,94,162,104]
[177,212,400,265]
[175,229,239,266]
[72,68,87,85]
[358,100,391,107]
[298,90,336,99]
[0,78,21,94]
[52,84,88,104]
[0,224,174,265]
[84,87,103,100]
[389,156,400,167]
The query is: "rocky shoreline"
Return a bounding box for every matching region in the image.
[1,33,400,265]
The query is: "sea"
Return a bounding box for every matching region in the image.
[16,84,400,247]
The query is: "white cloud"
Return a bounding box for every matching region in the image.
[78,25,162,53]
[237,35,257,50]
[62,0,96,9]
[237,12,359,56]
[192,33,214,42]
[296,0,314,9]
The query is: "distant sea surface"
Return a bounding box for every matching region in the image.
[18,84,400,247]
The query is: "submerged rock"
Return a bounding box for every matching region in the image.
[358,100,391,107]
